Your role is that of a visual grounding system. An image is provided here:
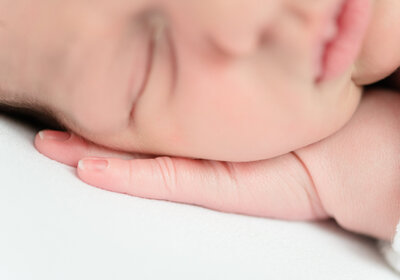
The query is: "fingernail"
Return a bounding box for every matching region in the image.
[78,159,109,171]
[39,130,70,141]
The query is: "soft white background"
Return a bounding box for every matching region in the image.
[0,114,398,279]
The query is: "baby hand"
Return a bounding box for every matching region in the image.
[34,130,328,221]
[35,90,400,241]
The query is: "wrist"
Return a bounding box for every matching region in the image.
[297,89,400,240]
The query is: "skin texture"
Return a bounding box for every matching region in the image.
[2,0,397,162]
[0,0,398,241]
[35,89,400,241]
[353,0,400,84]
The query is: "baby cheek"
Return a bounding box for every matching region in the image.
[67,92,129,135]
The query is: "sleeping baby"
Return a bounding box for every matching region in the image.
[0,0,400,271]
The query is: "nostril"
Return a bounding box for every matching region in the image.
[209,27,271,58]
[258,27,276,48]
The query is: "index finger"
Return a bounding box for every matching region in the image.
[77,154,327,220]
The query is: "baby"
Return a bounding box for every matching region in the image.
[0,0,400,270]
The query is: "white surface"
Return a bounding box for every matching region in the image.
[0,114,398,280]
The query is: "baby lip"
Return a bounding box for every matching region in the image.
[314,0,345,80]
[322,19,339,42]
[316,0,372,82]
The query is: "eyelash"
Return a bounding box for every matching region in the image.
[128,17,159,122]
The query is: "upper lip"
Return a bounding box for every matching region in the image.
[314,0,347,80]
[315,0,372,82]
[322,1,345,41]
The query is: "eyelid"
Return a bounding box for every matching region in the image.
[128,15,160,122]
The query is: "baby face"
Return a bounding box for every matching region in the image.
[0,0,398,161]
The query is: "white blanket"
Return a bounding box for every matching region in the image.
[0,114,398,280]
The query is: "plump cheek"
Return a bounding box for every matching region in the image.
[353,0,400,85]
[163,98,321,162]
[65,88,129,136]
[166,84,361,162]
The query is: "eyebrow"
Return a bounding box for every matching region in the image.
[0,99,65,130]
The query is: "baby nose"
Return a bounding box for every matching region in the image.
[205,0,281,57]
[209,23,270,57]
[160,0,282,58]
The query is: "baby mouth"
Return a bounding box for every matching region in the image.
[315,0,372,82]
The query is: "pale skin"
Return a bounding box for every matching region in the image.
[35,88,400,242]
[0,0,398,241]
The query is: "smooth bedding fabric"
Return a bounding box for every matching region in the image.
[0,114,398,280]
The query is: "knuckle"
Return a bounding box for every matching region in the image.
[153,156,179,195]
[208,161,242,209]
[126,160,135,191]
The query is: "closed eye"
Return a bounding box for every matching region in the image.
[128,16,160,123]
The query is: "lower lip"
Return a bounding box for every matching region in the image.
[317,0,371,82]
